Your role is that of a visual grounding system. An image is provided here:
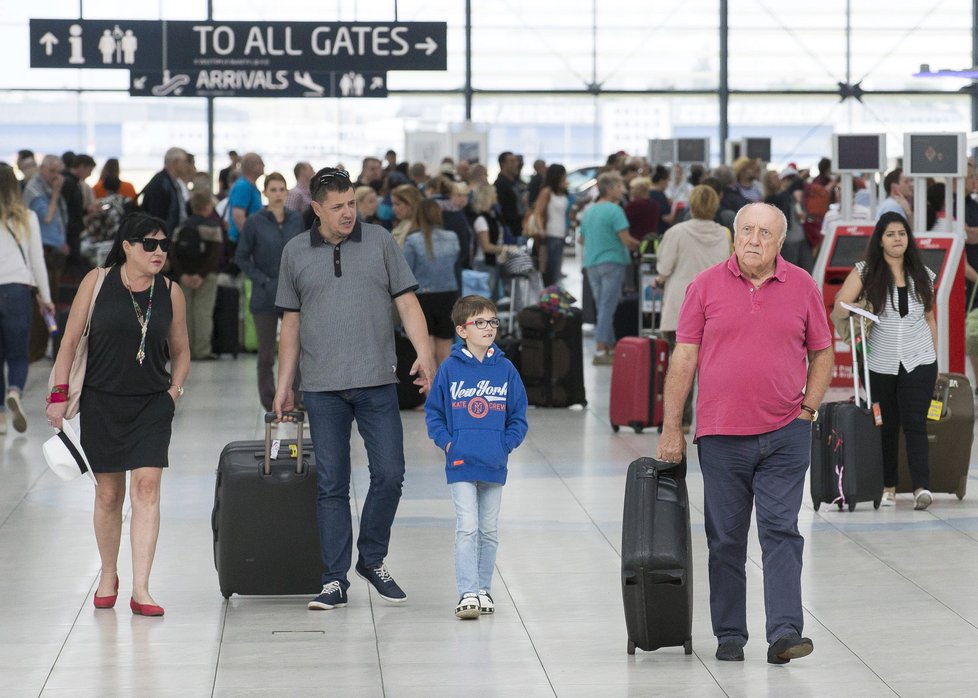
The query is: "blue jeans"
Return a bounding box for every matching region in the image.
[303,384,405,589]
[697,418,812,646]
[585,262,626,347]
[450,481,503,596]
[0,284,33,404]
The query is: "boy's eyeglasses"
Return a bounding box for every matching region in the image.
[461,318,500,329]
[128,237,171,253]
[317,168,350,186]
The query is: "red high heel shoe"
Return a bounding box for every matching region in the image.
[93,574,119,609]
[130,598,165,617]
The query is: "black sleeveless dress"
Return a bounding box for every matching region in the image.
[80,266,174,472]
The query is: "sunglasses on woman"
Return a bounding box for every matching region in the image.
[128,237,171,253]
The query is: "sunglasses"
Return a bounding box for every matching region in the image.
[461,318,500,329]
[317,168,351,187]
[128,237,171,253]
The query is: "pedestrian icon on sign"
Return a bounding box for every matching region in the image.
[339,72,366,97]
[99,30,114,64]
[97,25,138,65]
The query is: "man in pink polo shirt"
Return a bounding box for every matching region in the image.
[657,202,834,665]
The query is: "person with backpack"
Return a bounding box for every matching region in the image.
[170,191,223,360]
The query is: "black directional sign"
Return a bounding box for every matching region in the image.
[30,19,447,72]
[129,69,389,98]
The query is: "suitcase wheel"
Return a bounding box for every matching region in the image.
[812,498,820,511]
[956,475,967,500]
[683,639,692,655]
[873,497,881,510]
[632,424,644,434]
[611,423,620,433]
[222,590,231,599]
[836,502,844,510]
[627,640,636,655]
[848,502,857,512]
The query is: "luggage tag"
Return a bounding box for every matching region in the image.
[927,400,943,421]
[871,403,883,427]
[289,443,298,458]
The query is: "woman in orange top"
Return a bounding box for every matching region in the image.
[93,158,137,201]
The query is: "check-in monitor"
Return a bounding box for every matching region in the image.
[833,134,886,172]
[904,133,966,176]
[828,235,869,269]
[743,138,771,162]
[675,138,709,165]
[648,139,674,167]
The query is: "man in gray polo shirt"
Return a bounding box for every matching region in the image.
[273,167,437,611]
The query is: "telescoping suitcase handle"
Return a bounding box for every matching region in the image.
[263,411,305,476]
[848,315,873,407]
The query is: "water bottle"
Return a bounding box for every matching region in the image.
[42,308,58,334]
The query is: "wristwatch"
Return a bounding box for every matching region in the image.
[800,404,818,420]
[172,384,184,398]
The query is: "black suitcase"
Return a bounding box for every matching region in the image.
[394,329,425,410]
[495,334,521,373]
[613,293,639,341]
[897,372,973,499]
[517,306,587,407]
[811,313,883,511]
[212,412,323,597]
[212,284,240,357]
[621,457,693,655]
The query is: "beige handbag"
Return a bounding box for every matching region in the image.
[48,267,107,419]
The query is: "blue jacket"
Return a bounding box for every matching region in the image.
[425,342,528,485]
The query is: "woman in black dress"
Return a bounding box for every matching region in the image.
[47,213,190,616]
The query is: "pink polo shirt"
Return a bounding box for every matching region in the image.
[676,255,832,439]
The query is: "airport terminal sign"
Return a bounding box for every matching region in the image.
[30,19,447,72]
[130,69,388,98]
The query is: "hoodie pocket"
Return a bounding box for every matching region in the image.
[447,429,507,470]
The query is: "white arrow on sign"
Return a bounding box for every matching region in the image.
[370,76,384,90]
[39,32,59,56]
[413,37,438,56]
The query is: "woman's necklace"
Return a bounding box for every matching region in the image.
[121,264,154,365]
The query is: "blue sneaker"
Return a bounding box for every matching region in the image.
[307,581,348,610]
[355,561,407,603]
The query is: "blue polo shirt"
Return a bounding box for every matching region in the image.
[227,178,262,243]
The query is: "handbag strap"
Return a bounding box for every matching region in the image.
[969,276,978,310]
[5,224,29,269]
[84,267,108,337]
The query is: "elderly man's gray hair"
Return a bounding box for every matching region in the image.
[733,202,788,241]
[596,172,622,198]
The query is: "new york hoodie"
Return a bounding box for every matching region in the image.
[425,342,528,485]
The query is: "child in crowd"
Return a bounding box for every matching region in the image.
[425,295,528,619]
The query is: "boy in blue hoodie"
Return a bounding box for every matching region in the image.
[425,295,528,620]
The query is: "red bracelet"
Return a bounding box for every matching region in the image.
[47,392,68,404]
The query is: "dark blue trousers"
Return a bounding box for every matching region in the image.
[698,418,811,646]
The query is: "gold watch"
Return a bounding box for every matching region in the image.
[172,384,184,398]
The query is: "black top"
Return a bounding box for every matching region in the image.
[897,285,909,318]
[85,266,173,395]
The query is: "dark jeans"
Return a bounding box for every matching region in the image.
[303,384,405,589]
[0,284,33,399]
[869,362,938,490]
[698,418,812,646]
[29,246,66,361]
[543,236,565,287]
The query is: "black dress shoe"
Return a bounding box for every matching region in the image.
[767,634,814,664]
[715,640,744,661]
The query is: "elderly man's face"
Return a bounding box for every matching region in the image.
[734,203,784,275]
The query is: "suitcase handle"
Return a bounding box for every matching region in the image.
[635,456,687,480]
[263,411,305,475]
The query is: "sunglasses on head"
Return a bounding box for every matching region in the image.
[128,237,171,253]
[317,168,351,187]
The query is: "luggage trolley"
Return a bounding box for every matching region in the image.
[637,253,663,338]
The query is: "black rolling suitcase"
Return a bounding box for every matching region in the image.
[621,457,693,655]
[517,306,587,407]
[811,314,883,511]
[897,372,974,499]
[613,293,639,341]
[212,283,240,357]
[212,412,323,598]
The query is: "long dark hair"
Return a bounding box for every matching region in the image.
[104,212,169,267]
[862,211,933,314]
[544,164,567,195]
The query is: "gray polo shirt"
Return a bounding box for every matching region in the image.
[275,220,418,391]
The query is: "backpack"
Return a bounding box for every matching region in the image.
[804,182,830,220]
[173,223,206,261]
[84,194,129,243]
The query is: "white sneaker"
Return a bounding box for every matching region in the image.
[477,590,495,615]
[6,391,26,433]
[455,594,480,620]
[914,489,933,511]
[880,491,896,507]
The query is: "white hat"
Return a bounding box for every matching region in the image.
[42,419,98,485]
[779,166,799,179]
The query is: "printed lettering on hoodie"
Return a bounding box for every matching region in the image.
[450,380,509,417]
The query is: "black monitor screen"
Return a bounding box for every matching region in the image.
[919,249,947,278]
[676,138,707,163]
[744,138,771,161]
[908,134,960,175]
[837,135,882,171]
[828,235,869,268]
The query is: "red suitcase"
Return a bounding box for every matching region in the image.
[610,336,669,433]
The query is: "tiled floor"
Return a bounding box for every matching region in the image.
[3,265,978,696]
